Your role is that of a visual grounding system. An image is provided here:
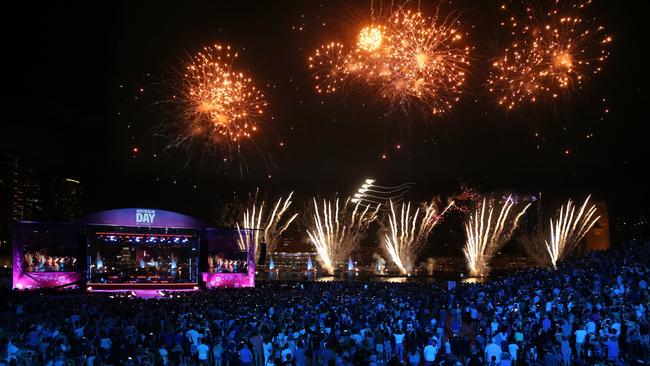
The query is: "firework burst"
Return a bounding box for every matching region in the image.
[308,6,472,114]
[308,42,352,94]
[358,25,385,52]
[488,0,612,109]
[545,196,599,267]
[380,9,471,113]
[237,193,298,257]
[176,44,267,155]
[306,197,379,274]
[464,196,531,276]
[382,200,453,274]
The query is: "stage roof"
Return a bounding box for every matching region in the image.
[80,208,207,230]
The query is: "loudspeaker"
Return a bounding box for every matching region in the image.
[257,242,267,265]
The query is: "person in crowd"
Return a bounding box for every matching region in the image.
[239,342,253,366]
[423,339,437,366]
[485,338,502,364]
[407,346,420,366]
[465,344,482,366]
[507,339,519,366]
[560,335,571,365]
[212,339,223,366]
[393,327,405,362]
[250,331,264,366]
[159,342,169,366]
[196,339,209,365]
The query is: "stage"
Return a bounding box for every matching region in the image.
[13,208,256,291]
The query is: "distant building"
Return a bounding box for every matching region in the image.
[51,177,82,221]
[273,234,311,253]
[20,168,44,222]
[0,154,44,251]
[585,201,611,250]
[0,155,14,248]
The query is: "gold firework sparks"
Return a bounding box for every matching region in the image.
[382,200,453,274]
[545,196,599,267]
[237,193,298,256]
[306,197,378,274]
[464,196,531,276]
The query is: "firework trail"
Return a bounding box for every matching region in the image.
[237,193,298,258]
[308,6,471,114]
[306,197,379,274]
[545,196,599,267]
[464,196,531,276]
[174,44,267,156]
[382,200,454,274]
[488,0,612,109]
[351,178,414,211]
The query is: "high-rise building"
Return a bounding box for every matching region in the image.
[0,154,44,251]
[51,177,82,221]
[20,167,44,222]
[0,154,16,249]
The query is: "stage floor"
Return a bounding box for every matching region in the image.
[86,283,198,291]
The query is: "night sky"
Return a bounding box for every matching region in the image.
[4,1,649,223]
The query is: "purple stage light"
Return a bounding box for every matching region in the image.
[13,271,81,290]
[202,272,254,288]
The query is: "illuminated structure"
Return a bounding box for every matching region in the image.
[13,208,254,290]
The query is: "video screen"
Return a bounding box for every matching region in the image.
[87,229,199,284]
[206,228,251,274]
[16,223,80,272]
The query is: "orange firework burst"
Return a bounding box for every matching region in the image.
[488,0,612,110]
[307,6,472,115]
[358,25,384,52]
[308,42,351,94]
[380,9,471,114]
[178,44,267,152]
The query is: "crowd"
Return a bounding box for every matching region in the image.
[1,241,649,366]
